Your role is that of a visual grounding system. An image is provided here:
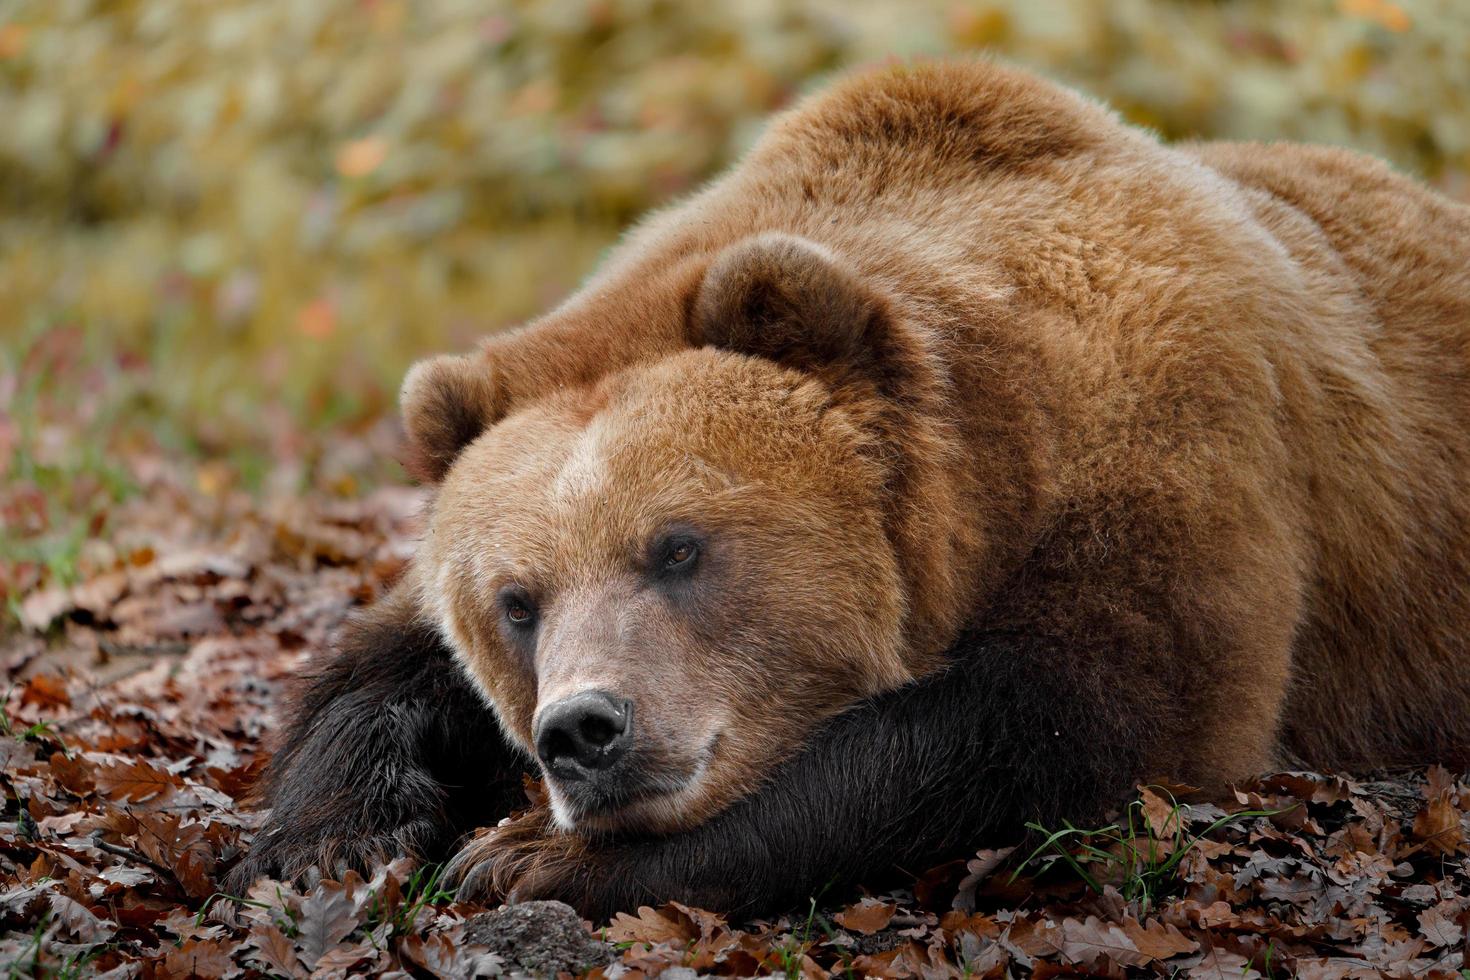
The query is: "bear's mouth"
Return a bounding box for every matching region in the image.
[545,733,720,833]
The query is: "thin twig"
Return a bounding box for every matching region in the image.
[89,832,176,882]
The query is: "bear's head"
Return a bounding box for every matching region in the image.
[404,235,952,834]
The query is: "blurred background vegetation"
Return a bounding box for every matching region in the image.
[3,0,1469,602]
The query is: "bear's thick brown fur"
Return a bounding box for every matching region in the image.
[234,59,1470,917]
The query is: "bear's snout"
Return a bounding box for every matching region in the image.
[533,689,634,781]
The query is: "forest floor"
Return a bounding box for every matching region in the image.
[3,339,1469,979]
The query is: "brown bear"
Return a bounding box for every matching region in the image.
[229,59,1470,919]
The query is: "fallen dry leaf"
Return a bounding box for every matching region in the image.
[834,896,898,935]
[1418,899,1466,948]
[244,923,300,976]
[296,879,359,970]
[93,757,178,803]
[606,904,699,945]
[1412,788,1468,856]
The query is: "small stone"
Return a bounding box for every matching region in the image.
[463,901,611,977]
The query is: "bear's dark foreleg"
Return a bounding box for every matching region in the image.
[224,593,531,892]
[450,614,1175,920]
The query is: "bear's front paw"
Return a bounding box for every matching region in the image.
[445,805,596,906]
[223,815,443,895]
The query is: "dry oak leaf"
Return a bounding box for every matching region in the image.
[158,906,223,944]
[1139,785,1188,839]
[606,904,699,945]
[953,932,1011,979]
[47,751,96,795]
[953,846,1016,912]
[37,811,87,836]
[0,736,38,773]
[834,896,898,935]
[223,877,303,935]
[1288,957,1390,979]
[160,937,238,979]
[20,673,71,710]
[1174,947,1263,979]
[1056,915,1155,968]
[114,811,218,899]
[311,940,379,974]
[1423,764,1464,800]
[849,940,940,979]
[1122,917,1199,961]
[666,900,729,945]
[1258,772,1357,805]
[93,757,179,803]
[46,891,116,943]
[244,923,300,976]
[1007,916,1063,958]
[295,879,359,971]
[399,931,503,979]
[1417,898,1467,948]
[1411,794,1468,856]
[1173,899,1243,929]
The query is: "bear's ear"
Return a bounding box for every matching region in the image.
[399,352,504,483]
[692,234,888,376]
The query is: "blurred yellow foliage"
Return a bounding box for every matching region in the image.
[2,0,1468,428]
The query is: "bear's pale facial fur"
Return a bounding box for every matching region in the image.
[419,349,911,832]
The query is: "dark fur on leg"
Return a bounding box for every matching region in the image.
[451,603,1173,921]
[243,576,1179,917]
[225,591,530,892]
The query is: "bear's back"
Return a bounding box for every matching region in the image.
[486,60,1470,770]
[1189,141,1470,768]
[731,61,1470,770]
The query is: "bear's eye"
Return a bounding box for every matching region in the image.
[500,590,537,628]
[664,539,699,569]
[649,529,705,580]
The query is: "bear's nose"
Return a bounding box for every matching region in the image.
[534,690,633,779]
